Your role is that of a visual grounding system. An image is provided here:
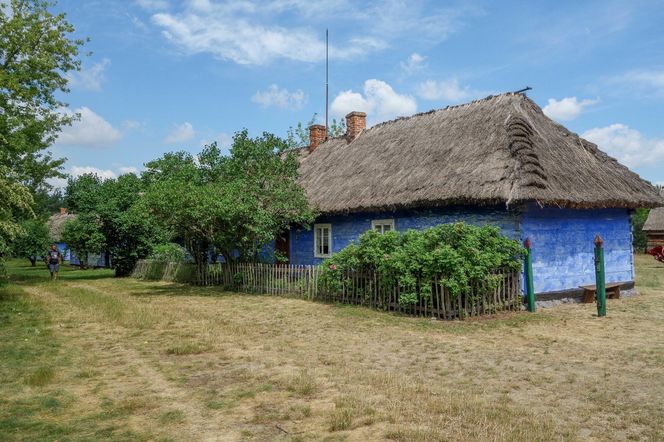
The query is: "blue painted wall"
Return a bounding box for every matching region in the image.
[520,204,633,293]
[54,242,71,261]
[287,203,634,295]
[69,252,110,268]
[290,205,521,265]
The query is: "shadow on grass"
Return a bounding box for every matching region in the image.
[126,282,234,298]
[5,260,115,286]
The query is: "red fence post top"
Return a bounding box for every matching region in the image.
[594,234,604,247]
[523,238,531,249]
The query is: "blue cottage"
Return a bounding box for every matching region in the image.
[279,93,662,298]
[47,208,76,261]
[47,209,110,268]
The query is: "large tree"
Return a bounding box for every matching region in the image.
[97,174,170,276]
[1,0,84,190]
[61,213,104,269]
[141,151,218,266]
[64,173,169,276]
[64,173,102,214]
[142,131,317,265]
[0,0,85,273]
[0,167,33,264]
[11,218,52,266]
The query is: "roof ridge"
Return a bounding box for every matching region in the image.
[368,92,527,131]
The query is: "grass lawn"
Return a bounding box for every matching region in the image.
[1,255,663,441]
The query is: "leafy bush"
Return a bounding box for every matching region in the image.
[632,208,649,252]
[61,214,105,269]
[322,223,524,306]
[150,243,186,262]
[10,219,52,266]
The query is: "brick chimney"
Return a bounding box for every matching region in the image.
[345,111,366,142]
[59,207,67,215]
[308,124,327,152]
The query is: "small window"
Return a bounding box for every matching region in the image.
[314,224,332,258]
[372,219,395,234]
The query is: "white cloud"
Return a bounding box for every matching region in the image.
[542,97,598,121]
[148,1,472,65]
[135,0,169,10]
[416,78,473,102]
[200,133,233,149]
[251,84,306,110]
[400,53,426,75]
[331,79,416,124]
[119,166,140,175]
[123,120,143,130]
[69,166,140,180]
[153,11,334,65]
[56,107,122,147]
[164,122,195,144]
[219,133,233,145]
[46,176,68,190]
[48,165,142,189]
[582,124,664,168]
[67,58,110,91]
[605,69,664,97]
[70,166,118,180]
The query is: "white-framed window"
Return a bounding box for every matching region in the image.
[314,224,332,258]
[372,219,395,234]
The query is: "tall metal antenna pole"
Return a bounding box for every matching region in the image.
[325,28,329,138]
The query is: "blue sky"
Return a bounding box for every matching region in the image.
[50,0,664,187]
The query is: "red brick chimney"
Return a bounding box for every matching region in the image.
[60,207,67,215]
[345,111,366,142]
[309,124,327,152]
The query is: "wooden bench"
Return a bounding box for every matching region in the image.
[579,283,621,303]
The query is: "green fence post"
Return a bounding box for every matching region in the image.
[594,234,606,317]
[524,238,536,312]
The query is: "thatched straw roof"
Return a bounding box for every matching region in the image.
[47,212,77,241]
[644,208,664,231]
[297,93,662,214]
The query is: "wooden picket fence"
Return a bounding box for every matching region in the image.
[195,262,522,319]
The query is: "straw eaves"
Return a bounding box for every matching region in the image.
[644,208,664,231]
[47,212,77,241]
[296,93,663,214]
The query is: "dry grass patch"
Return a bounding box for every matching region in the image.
[165,341,212,356]
[1,256,663,441]
[287,369,318,397]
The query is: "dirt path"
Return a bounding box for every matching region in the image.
[23,284,235,441]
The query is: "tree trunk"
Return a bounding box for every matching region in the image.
[29,257,36,267]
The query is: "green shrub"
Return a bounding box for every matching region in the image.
[149,243,186,262]
[632,208,649,252]
[9,219,52,266]
[322,223,524,306]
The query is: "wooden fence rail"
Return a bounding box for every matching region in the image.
[133,260,522,320]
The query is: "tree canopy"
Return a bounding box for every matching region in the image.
[11,218,52,266]
[142,130,317,264]
[0,0,85,276]
[286,113,346,148]
[1,0,85,191]
[63,173,170,275]
[61,213,105,269]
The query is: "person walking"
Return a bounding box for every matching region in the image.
[45,244,63,280]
